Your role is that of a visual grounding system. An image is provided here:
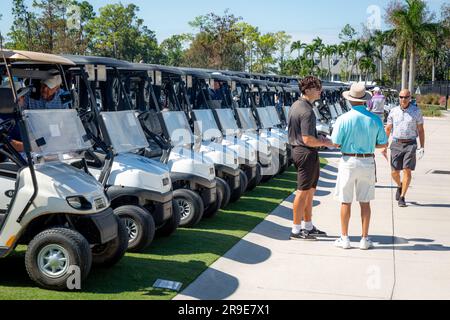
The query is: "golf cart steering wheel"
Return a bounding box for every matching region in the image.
[0,118,16,138]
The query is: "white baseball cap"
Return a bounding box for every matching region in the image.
[42,70,62,89]
[374,87,381,92]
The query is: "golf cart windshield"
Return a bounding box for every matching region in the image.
[256,108,274,129]
[161,111,195,146]
[236,108,258,131]
[24,109,91,160]
[192,109,222,141]
[100,111,149,154]
[214,109,240,135]
[266,106,282,126]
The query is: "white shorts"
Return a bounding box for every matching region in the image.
[334,156,376,203]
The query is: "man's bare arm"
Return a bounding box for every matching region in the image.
[417,124,425,149]
[303,135,333,148]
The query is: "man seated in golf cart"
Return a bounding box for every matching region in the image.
[25,70,72,110]
[209,80,224,101]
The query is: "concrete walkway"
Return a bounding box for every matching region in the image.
[175,112,450,300]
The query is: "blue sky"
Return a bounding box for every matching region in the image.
[0,0,446,45]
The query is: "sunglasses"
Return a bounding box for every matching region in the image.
[399,96,411,99]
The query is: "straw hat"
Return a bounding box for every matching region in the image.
[342,82,372,103]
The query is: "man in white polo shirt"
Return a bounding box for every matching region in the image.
[383,89,425,208]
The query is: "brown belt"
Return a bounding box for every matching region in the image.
[342,153,374,158]
[394,139,417,144]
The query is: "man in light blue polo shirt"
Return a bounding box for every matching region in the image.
[331,82,388,250]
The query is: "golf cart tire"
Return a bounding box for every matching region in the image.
[229,170,247,203]
[239,169,249,194]
[174,189,204,228]
[278,154,289,175]
[91,214,128,268]
[247,163,262,191]
[156,200,182,237]
[114,205,156,253]
[203,180,224,219]
[261,174,273,183]
[216,177,231,209]
[25,228,92,291]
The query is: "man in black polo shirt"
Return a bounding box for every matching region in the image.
[288,76,333,240]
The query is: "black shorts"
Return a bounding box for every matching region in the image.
[292,146,320,191]
[390,141,417,171]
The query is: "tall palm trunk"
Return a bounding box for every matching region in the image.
[401,56,408,90]
[432,60,435,84]
[379,46,383,80]
[408,46,415,93]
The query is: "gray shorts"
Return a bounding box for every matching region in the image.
[390,141,417,171]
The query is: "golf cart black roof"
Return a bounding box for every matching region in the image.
[145,64,185,76]
[179,68,211,79]
[62,55,133,68]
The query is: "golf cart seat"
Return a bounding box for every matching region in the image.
[0,88,17,114]
[0,162,20,179]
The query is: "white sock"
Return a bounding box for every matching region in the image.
[302,221,314,231]
[341,235,349,240]
[292,225,302,234]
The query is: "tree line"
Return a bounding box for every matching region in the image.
[1,0,449,90]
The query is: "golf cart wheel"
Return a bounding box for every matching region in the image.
[239,169,249,194]
[203,179,225,219]
[114,205,156,253]
[229,170,247,203]
[91,214,128,268]
[156,199,182,237]
[174,189,204,228]
[247,163,262,191]
[25,228,92,291]
[216,177,231,209]
[278,154,289,175]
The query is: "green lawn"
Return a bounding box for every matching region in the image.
[0,159,328,300]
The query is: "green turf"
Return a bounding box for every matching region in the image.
[0,159,328,300]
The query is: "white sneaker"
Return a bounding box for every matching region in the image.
[335,237,351,249]
[360,238,374,250]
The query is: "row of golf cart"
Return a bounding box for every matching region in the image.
[2,49,385,291]
[0,50,308,291]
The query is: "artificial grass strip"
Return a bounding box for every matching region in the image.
[0,159,328,300]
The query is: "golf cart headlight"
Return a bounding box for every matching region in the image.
[162,178,170,186]
[67,196,92,210]
[210,167,215,175]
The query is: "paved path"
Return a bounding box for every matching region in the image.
[175,112,450,300]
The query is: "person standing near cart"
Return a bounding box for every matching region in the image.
[332,82,388,250]
[288,76,333,240]
[368,87,386,122]
[382,89,425,208]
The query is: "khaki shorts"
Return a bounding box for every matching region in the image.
[335,156,376,203]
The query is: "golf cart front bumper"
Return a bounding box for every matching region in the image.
[170,172,217,207]
[216,164,240,192]
[107,187,174,227]
[72,207,118,245]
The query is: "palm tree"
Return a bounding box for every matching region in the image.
[359,57,377,85]
[290,40,306,59]
[323,45,337,80]
[371,30,388,80]
[303,44,317,74]
[388,0,436,92]
[338,41,352,80]
[348,39,362,82]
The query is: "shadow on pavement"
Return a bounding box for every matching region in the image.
[179,268,239,300]
[409,202,450,209]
